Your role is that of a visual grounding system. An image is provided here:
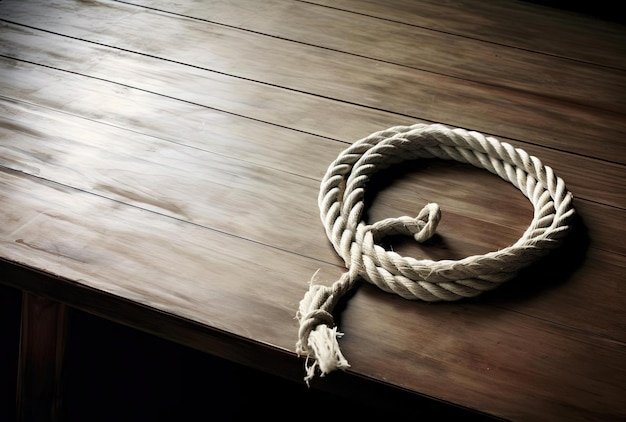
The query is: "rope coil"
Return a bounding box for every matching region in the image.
[296,123,575,383]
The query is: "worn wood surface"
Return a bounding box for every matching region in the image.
[0,0,625,420]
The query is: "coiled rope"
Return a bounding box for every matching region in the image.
[296,123,575,383]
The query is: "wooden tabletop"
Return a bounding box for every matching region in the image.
[1,0,625,420]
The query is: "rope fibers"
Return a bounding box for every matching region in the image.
[296,123,575,383]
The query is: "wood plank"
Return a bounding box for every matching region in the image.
[307,0,626,68]
[0,60,356,181]
[0,96,338,264]
[3,51,625,341]
[1,168,624,421]
[2,94,625,260]
[340,282,626,421]
[2,0,620,330]
[0,167,325,349]
[0,96,535,262]
[2,60,624,257]
[125,0,626,114]
[2,96,625,345]
[484,246,626,342]
[1,8,626,165]
[1,58,624,212]
[0,26,412,149]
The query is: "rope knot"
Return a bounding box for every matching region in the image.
[370,202,441,243]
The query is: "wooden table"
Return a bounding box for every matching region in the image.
[1,0,625,420]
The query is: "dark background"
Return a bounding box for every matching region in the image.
[0,283,494,421]
[524,0,625,24]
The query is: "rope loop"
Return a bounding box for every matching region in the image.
[296,123,575,382]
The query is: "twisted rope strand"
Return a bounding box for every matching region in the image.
[296,123,575,383]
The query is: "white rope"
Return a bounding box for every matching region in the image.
[296,123,575,383]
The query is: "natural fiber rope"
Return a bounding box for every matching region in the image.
[296,123,575,383]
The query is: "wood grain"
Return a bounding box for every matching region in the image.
[126,0,626,114]
[1,59,625,212]
[2,9,626,164]
[1,0,625,420]
[308,0,626,68]
[0,97,336,264]
[0,167,322,347]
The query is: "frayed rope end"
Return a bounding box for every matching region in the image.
[302,324,350,386]
[296,270,353,385]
